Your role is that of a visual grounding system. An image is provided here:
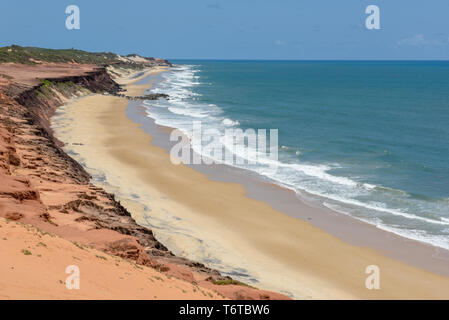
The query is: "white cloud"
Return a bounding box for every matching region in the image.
[397,34,427,46]
[275,40,286,46]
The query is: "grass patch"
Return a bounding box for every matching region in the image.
[213,279,254,288]
[21,249,32,256]
[72,241,85,250]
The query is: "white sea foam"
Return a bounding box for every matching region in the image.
[222,118,240,126]
[168,107,209,118]
[323,202,449,249]
[141,64,449,250]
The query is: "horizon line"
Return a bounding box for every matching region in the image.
[168,58,449,62]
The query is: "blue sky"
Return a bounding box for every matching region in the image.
[1,0,449,60]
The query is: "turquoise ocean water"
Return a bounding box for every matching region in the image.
[143,61,449,249]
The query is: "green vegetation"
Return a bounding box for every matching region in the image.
[34,79,85,100]
[152,275,163,281]
[72,241,85,250]
[213,279,254,288]
[0,73,12,80]
[0,45,121,65]
[40,79,53,87]
[40,79,79,89]
[21,249,32,255]
[0,45,157,71]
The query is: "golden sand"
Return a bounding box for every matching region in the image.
[51,68,449,299]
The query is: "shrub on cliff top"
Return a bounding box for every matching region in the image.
[0,45,120,65]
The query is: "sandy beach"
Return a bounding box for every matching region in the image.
[0,58,287,300]
[51,68,449,299]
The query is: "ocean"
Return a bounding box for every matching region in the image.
[142,60,449,250]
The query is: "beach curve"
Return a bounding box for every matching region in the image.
[51,67,449,300]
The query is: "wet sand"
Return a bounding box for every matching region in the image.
[131,103,449,278]
[51,69,449,299]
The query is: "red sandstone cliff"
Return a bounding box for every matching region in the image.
[0,59,289,300]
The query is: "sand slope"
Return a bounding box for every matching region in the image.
[0,217,223,299]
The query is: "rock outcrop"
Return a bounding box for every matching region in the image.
[0,61,289,300]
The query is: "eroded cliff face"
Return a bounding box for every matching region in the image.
[14,67,120,146]
[0,63,289,300]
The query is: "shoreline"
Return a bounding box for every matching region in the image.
[0,55,288,299]
[0,59,234,299]
[51,68,449,299]
[131,70,449,278]
[133,102,449,278]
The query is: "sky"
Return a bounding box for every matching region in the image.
[1,0,449,60]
